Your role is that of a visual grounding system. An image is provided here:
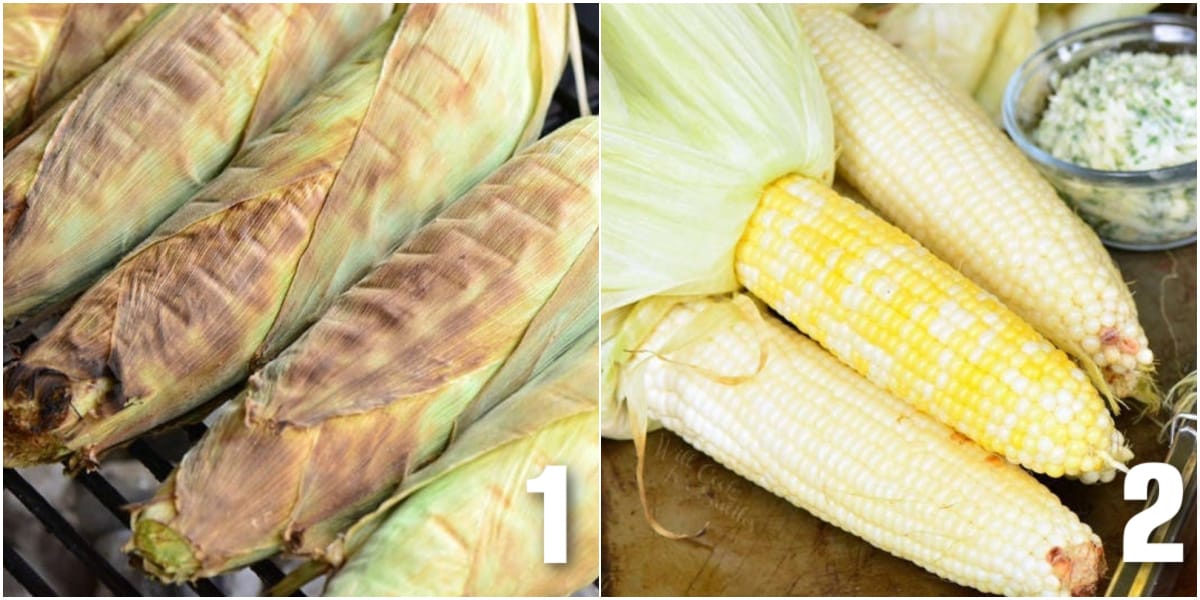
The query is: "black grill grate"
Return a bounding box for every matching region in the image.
[3,5,598,595]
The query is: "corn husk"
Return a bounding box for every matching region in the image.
[2,3,390,325]
[864,3,1156,123]
[267,235,598,595]
[3,3,162,140]
[126,116,599,582]
[2,4,570,468]
[601,5,834,438]
[874,4,1012,94]
[1037,3,1158,42]
[600,4,835,314]
[324,334,599,596]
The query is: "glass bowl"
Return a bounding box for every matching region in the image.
[1003,14,1197,251]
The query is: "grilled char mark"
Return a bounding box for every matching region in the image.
[2,362,120,465]
[4,364,72,435]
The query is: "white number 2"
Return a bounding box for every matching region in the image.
[1123,462,1184,563]
[527,465,567,564]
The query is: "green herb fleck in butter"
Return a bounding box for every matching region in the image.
[1034,51,1196,171]
[1032,50,1196,247]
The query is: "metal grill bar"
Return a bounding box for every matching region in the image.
[4,471,141,597]
[126,440,175,481]
[4,542,57,597]
[74,471,226,597]
[73,472,132,524]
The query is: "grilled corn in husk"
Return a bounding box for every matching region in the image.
[324,335,599,596]
[3,3,569,468]
[2,3,389,325]
[127,116,599,582]
[3,3,162,139]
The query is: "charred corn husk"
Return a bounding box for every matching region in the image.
[3,4,569,468]
[2,3,390,325]
[796,10,1154,402]
[3,3,161,139]
[606,294,1104,596]
[325,335,599,596]
[601,4,1129,481]
[127,117,599,582]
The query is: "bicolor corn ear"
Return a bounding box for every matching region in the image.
[796,9,1156,407]
[736,175,1131,482]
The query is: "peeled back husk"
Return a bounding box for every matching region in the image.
[325,335,599,596]
[3,3,569,468]
[3,3,162,140]
[126,116,599,582]
[599,4,835,313]
[2,3,390,325]
[600,4,835,431]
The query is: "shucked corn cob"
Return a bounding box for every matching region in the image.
[601,4,1130,481]
[325,336,599,596]
[736,176,1131,481]
[2,4,389,325]
[3,4,569,468]
[796,9,1154,402]
[608,294,1104,596]
[3,3,161,139]
[127,117,599,582]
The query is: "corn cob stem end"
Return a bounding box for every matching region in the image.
[127,518,200,584]
[2,363,77,467]
[1050,540,1105,596]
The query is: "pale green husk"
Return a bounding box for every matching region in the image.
[600,4,835,315]
[600,5,835,440]
[324,332,598,596]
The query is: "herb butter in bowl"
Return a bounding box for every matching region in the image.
[1004,14,1197,251]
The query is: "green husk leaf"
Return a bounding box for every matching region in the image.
[974,4,1039,123]
[599,4,835,314]
[1037,3,1157,41]
[874,4,1011,95]
[3,3,71,134]
[459,231,598,427]
[324,334,598,596]
[600,5,834,438]
[3,3,164,140]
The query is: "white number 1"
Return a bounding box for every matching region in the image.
[527,465,567,564]
[1123,462,1184,563]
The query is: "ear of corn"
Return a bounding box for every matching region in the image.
[599,3,835,313]
[254,2,570,360]
[611,294,1104,596]
[324,335,599,596]
[3,3,162,139]
[2,3,391,325]
[796,9,1154,403]
[736,176,1130,481]
[126,116,599,582]
[3,3,570,468]
[3,3,71,135]
[601,4,1134,482]
[459,230,599,428]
